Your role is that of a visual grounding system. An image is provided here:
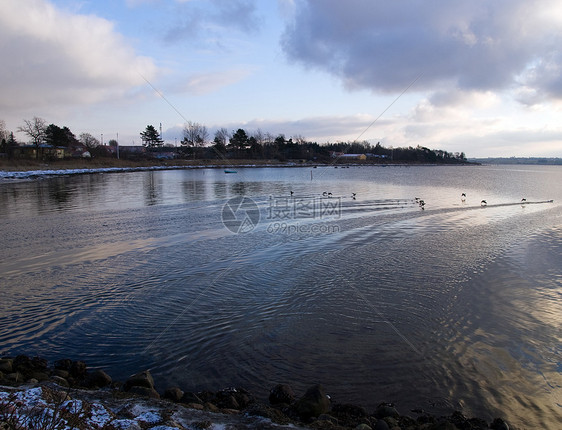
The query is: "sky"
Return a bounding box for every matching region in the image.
[1,0,562,157]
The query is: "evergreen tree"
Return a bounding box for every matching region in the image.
[45,124,78,147]
[229,128,249,150]
[140,125,163,148]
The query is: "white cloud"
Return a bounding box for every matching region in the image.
[0,0,157,111]
[179,68,255,95]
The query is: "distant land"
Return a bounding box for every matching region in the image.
[469,157,562,165]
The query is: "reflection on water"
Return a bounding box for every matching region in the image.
[0,165,561,429]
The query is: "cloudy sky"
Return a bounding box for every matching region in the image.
[2,0,562,157]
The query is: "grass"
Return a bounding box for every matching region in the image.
[0,157,292,172]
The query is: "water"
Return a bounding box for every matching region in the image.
[0,165,560,428]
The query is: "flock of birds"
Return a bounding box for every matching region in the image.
[287,190,532,209]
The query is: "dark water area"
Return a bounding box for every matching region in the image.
[0,165,560,428]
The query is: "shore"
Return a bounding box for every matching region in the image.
[0,158,300,172]
[0,355,514,430]
[0,156,475,174]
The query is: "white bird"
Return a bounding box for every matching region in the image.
[481,200,487,206]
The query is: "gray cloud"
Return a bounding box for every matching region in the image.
[164,0,260,44]
[281,0,562,102]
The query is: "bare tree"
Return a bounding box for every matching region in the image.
[264,131,275,146]
[252,128,266,146]
[182,121,208,148]
[292,134,307,145]
[79,132,101,149]
[18,117,47,157]
[0,120,8,142]
[213,128,230,147]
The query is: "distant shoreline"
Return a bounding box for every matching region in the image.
[0,157,475,176]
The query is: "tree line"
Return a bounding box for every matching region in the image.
[1,117,467,163]
[141,122,467,163]
[0,117,116,159]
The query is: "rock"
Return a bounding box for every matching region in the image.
[0,358,13,373]
[231,388,254,408]
[13,355,33,376]
[269,383,296,405]
[245,403,293,425]
[185,402,204,410]
[374,404,399,419]
[127,386,160,399]
[30,372,49,382]
[164,386,184,402]
[31,357,48,371]
[382,417,398,428]
[69,360,87,378]
[216,394,239,410]
[354,425,372,430]
[54,358,72,371]
[293,384,331,421]
[51,375,70,388]
[428,421,459,430]
[6,372,24,383]
[181,392,204,405]
[123,370,155,391]
[196,391,216,403]
[373,419,390,430]
[317,413,338,425]
[215,387,253,410]
[491,418,510,430]
[87,369,112,388]
[332,403,368,418]
[204,402,219,412]
[53,369,69,379]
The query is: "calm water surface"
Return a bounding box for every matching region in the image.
[1,165,561,428]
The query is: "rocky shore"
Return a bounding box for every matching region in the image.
[0,355,514,430]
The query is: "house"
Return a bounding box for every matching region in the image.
[340,153,367,160]
[329,151,367,160]
[66,142,90,158]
